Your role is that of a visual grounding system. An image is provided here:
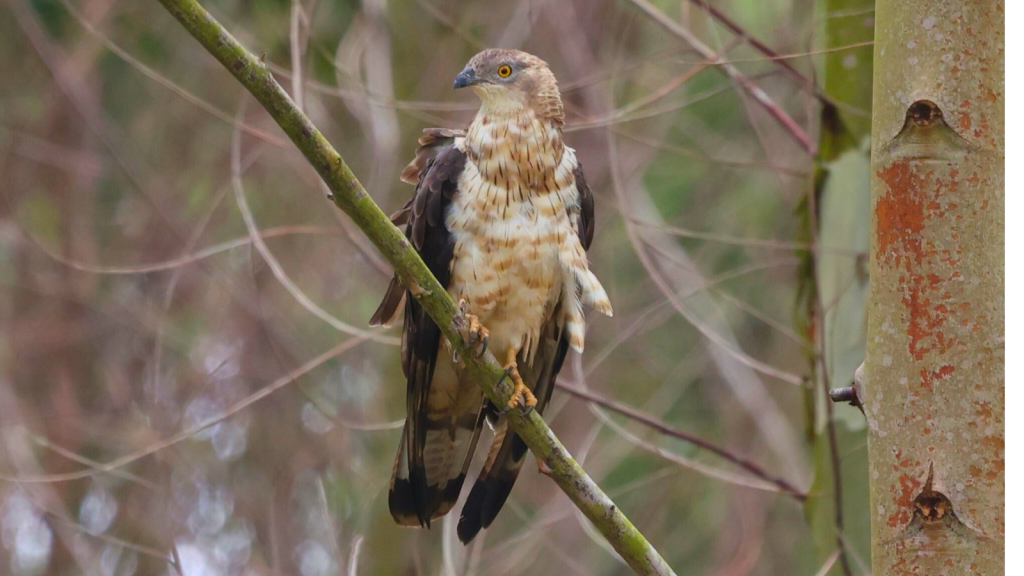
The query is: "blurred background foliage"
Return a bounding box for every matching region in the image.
[0,0,874,574]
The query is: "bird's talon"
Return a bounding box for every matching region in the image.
[521,389,538,411]
[506,391,521,410]
[456,298,490,358]
[505,383,537,412]
[494,365,513,392]
[503,348,537,413]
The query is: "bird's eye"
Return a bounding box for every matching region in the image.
[497,65,513,78]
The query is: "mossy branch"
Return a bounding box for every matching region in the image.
[154,0,675,573]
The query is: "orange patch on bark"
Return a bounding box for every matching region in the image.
[888,472,924,528]
[875,163,927,261]
[920,365,956,391]
[975,401,993,422]
[982,436,1004,455]
[876,162,963,363]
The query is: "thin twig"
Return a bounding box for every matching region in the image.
[555,382,806,500]
[626,216,862,256]
[29,435,159,491]
[813,550,842,576]
[289,0,306,112]
[32,225,338,274]
[317,476,346,573]
[170,544,185,576]
[625,0,817,154]
[347,535,365,576]
[44,511,172,562]
[151,1,675,574]
[230,101,400,346]
[1,338,365,483]
[613,128,809,176]
[59,0,291,148]
[683,0,843,110]
[413,0,485,48]
[805,139,854,576]
[602,105,810,476]
[602,39,740,121]
[592,407,789,494]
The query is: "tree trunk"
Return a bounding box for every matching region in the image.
[865,1,1004,574]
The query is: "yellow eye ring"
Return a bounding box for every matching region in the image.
[497,65,513,78]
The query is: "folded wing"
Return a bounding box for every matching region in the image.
[375,130,487,527]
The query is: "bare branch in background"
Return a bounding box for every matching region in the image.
[230,105,399,345]
[60,0,291,148]
[555,382,806,500]
[625,0,817,154]
[606,110,809,479]
[2,339,366,484]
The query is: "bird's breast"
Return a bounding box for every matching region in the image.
[445,123,579,359]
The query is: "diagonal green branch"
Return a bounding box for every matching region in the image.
[153,0,675,574]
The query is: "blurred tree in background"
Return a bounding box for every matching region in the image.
[1,0,879,574]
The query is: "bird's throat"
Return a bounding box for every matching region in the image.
[464,110,565,193]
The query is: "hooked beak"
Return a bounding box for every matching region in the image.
[453,67,479,89]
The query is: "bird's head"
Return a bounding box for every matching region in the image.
[454,49,564,124]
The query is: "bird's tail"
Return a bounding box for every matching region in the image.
[390,358,487,527]
[455,419,531,543]
[457,329,568,543]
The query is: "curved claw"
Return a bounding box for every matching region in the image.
[456,298,490,357]
[499,365,514,384]
[503,349,537,413]
[494,366,515,415]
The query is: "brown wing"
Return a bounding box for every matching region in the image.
[370,129,467,328]
[400,128,467,185]
[456,162,595,543]
[575,161,596,250]
[377,133,488,528]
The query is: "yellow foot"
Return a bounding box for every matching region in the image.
[457,298,489,357]
[504,348,537,411]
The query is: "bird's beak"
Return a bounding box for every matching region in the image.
[453,67,479,89]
